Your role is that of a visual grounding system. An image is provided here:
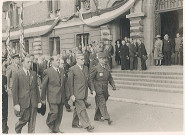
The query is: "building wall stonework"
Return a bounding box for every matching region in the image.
[23,1,48,26]
[60,0,75,18]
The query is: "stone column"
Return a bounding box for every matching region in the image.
[143,0,154,66]
[126,0,155,66]
[126,0,145,41]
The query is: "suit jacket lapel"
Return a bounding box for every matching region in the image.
[29,71,33,86]
[76,65,85,81]
[59,68,64,86]
[51,67,60,85]
[20,68,29,83]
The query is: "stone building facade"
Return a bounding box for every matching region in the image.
[2,0,183,66]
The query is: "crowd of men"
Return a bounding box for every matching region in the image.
[115,37,147,70]
[2,42,116,133]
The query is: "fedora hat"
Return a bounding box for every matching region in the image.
[155,35,161,38]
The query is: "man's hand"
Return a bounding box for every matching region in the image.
[38,103,42,108]
[14,104,20,112]
[41,100,46,105]
[7,87,11,93]
[70,95,76,102]
[91,91,96,97]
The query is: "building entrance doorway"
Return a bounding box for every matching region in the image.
[120,18,130,39]
[160,10,183,39]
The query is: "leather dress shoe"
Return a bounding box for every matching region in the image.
[107,119,113,125]
[85,103,91,108]
[72,124,83,128]
[94,118,104,121]
[66,108,72,112]
[86,125,94,132]
[53,129,64,133]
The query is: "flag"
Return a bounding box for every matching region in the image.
[20,2,26,57]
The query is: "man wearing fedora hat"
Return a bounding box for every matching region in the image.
[6,53,20,92]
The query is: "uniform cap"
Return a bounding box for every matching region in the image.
[155,35,161,38]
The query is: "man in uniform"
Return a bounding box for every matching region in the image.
[12,56,41,133]
[89,52,116,125]
[175,33,182,65]
[6,54,20,92]
[41,56,67,133]
[105,43,114,69]
[67,53,95,132]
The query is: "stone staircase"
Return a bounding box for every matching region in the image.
[108,66,183,109]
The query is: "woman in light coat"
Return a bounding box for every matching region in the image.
[154,35,163,66]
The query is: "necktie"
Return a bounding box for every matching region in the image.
[57,69,60,74]
[57,69,61,85]
[27,70,30,76]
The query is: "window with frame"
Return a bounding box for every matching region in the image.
[48,0,60,17]
[49,37,60,56]
[75,0,81,12]
[76,33,89,48]
[12,40,20,54]
[9,3,19,28]
[25,39,29,53]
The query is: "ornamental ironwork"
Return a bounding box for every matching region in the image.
[155,0,182,11]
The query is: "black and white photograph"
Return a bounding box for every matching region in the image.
[1,0,184,134]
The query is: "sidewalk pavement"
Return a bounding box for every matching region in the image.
[7,95,183,133]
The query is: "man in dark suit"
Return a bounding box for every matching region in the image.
[12,56,41,133]
[137,39,147,70]
[89,52,116,125]
[120,40,129,70]
[68,50,76,67]
[129,38,138,70]
[67,53,94,132]
[41,56,67,133]
[163,34,173,65]
[59,59,71,112]
[38,56,48,82]
[83,46,90,69]
[6,53,20,92]
[30,54,38,73]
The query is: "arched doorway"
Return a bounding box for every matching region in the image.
[154,0,183,65]
[154,0,183,38]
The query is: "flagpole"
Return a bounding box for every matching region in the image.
[5,11,12,62]
[20,2,26,57]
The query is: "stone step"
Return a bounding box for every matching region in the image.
[113,76,183,84]
[111,73,183,80]
[114,84,183,93]
[106,87,183,106]
[111,70,183,76]
[114,80,183,89]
